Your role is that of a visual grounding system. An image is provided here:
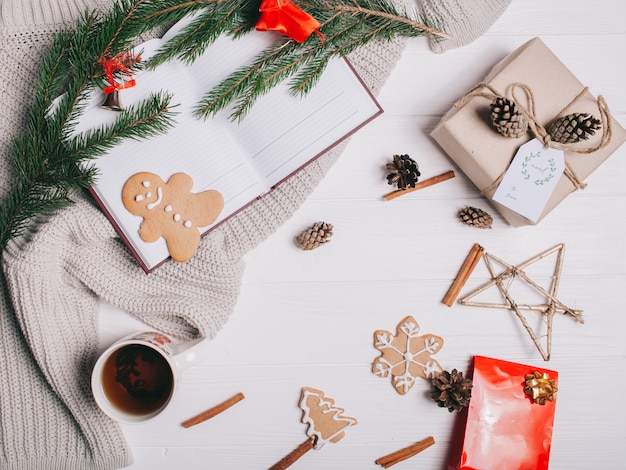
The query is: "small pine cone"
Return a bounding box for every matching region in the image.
[490,96,528,138]
[386,154,421,190]
[459,206,493,229]
[547,113,601,144]
[296,221,333,250]
[430,369,473,413]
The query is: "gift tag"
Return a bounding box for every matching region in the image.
[492,138,564,222]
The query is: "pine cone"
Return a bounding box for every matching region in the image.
[490,96,528,138]
[547,113,601,144]
[386,154,421,190]
[295,221,333,250]
[430,369,473,412]
[459,206,493,229]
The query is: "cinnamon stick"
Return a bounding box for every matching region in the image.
[269,437,315,470]
[442,243,484,306]
[375,436,435,468]
[181,392,245,428]
[384,170,455,201]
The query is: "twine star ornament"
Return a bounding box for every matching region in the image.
[458,244,583,361]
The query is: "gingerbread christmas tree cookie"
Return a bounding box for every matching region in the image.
[269,387,357,470]
[122,172,224,263]
[372,316,444,395]
[299,387,358,448]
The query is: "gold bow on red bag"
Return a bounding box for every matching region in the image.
[524,371,558,405]
[255,0,324,43]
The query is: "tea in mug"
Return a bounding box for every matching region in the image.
[101,344,174,415]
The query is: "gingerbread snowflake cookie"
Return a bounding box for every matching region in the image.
[372,316,444,395]
[122,172,224,262]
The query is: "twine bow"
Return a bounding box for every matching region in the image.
[454,82,613,195]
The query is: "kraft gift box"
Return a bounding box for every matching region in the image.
[431,37,626,226]
[448,356,558,470]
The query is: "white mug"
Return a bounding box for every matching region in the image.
[91,331,205,424]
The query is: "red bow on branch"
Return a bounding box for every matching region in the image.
[99,51,141,95]
[256,0,324,43]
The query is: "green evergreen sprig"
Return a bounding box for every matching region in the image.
[0,0,447,249]
[0,0,175,248]
[148,0,447,121]
[139,0,260,68]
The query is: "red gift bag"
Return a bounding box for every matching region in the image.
[449,356,558,470]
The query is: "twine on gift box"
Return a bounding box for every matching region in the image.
[453,82,613,196]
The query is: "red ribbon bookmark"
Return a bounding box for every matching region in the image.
[256,0,324,43]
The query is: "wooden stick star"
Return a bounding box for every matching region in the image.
[458,244,583,361]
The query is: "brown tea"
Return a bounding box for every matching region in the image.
[101,344,174,416]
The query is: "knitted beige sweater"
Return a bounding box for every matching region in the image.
[0,0,509,468]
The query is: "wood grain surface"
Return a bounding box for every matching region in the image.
[98,1,626,468]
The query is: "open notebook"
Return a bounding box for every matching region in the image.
[73,17,382,273]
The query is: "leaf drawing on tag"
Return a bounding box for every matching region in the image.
[521,151,557,185]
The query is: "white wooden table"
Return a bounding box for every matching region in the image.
[98,1,626,468]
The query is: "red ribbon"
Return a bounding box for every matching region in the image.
[256,0,324,44]
[99,51,141,95]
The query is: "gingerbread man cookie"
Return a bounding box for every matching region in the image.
[122,172,224,263]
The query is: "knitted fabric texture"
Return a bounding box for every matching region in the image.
[418,0,513,53]
[0,0,406,469]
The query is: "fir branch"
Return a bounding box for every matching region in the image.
[301,0,450,39]
[67,92,177,161]
[95,0,152,58]
[0,0,177,249]
[36,30,75,107]
[0,91,176,249]
[194,41,308,120]
[132,0,259,42]
[146,2,243,68]
[134,0,221,28]
[186,0,448,120]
